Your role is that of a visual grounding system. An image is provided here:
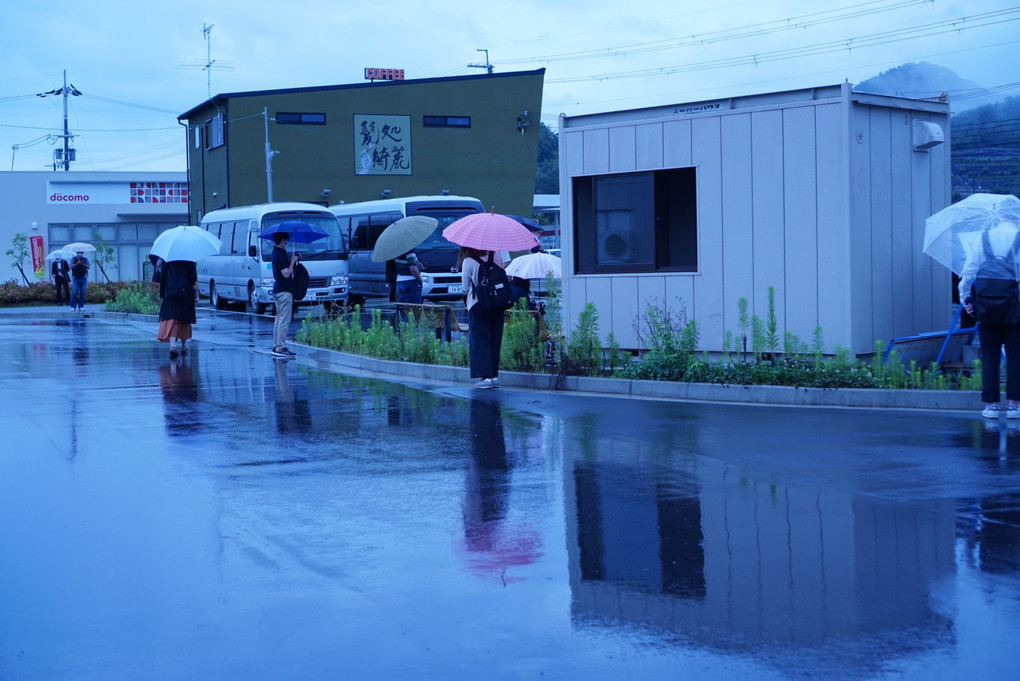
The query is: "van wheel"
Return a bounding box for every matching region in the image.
[249,284,267,315]
[210,282,227,310]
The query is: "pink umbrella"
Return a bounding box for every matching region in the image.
[442,211,539,252]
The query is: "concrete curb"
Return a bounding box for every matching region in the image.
[294,343,982,412]
[0,307,980,411]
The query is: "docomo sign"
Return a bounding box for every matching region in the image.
[50,191,90,203]
[364,67,404,81]
[47,182,124,205]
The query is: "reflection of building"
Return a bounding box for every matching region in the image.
[564,445,956,663]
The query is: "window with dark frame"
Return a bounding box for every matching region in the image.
[276,112,327,125]
[573,168,698,274]
[423,115,471,128]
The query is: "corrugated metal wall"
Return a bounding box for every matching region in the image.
[560,85,951,355]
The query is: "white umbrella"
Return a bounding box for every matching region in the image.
[149,225,222,262]
[505,252,561,279]
[61,242,96,255]
[45,249,70,262]
[923,193,1020,276]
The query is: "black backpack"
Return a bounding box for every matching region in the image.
[71,259,88,278]
[472,254,514,312]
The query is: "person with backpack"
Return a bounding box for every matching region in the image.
[960,218,1020,419]
[51,256,70,307]
[459,247,512,389]
[69,250,91,311]
[157,260,198,358]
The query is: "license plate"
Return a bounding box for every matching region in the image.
[448,284,463,294]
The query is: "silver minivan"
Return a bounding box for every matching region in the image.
[197,202,349,314]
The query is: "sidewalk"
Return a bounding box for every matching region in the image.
[0,304,984,412]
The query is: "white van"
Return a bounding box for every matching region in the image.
[197,202,348,314]
[329,195,483,305]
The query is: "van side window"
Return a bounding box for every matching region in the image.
[229,221,242,255]
[367,212,400,249]
[350,215,369,250]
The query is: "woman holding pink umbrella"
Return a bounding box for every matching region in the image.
[444,210,538,390]
[459,247,507,389]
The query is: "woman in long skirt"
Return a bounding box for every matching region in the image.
[157,260,198,358]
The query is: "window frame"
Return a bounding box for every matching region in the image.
[573,167,699,275]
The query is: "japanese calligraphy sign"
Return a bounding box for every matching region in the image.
[354,114,412,175]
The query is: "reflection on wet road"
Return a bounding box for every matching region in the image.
[0,314,1018,679]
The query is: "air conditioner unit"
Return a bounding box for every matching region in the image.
[913,120,944,151]
[597,230,634,262]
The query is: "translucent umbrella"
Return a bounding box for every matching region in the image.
[923,193,1020,276]
[505,252,561,279]
[45,250,70,262]
[371,216,438,262]
[61,242,96,255]
[150,225,222,263]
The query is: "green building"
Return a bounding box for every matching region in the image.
[178,69,545,224]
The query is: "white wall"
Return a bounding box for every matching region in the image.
[0,171,187,283]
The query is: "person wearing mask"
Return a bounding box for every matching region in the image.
[51,256,70,307]
[69,250,91,311]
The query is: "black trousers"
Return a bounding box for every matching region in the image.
[54,277,69,305]
[468,305,504,379]
[978,320,1020,403]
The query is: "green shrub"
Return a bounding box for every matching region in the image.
[104,282,161,314]
[501,301,544,372]
[564,302,602,376]
[0,279,130,307]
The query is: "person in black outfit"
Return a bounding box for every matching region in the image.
[157,260,198,358]
[51,257,70,306]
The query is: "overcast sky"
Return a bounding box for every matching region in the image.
[2,0,1017,173]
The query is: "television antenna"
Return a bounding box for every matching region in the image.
[178,23,234,98]
[467,49,494,74]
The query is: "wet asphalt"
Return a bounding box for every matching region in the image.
[1,306,1019,680]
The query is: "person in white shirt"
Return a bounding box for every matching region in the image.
[959,220,1020,419]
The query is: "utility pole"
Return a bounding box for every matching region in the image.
[467,49,493,74]
[264,107,279,202]
[61,71,71,170]
[37,71,81,170]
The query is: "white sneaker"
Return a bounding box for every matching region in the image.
[982,404,1001,419]
[473,379,493,389]
[489,377,499,388]
[1008,406,1020,419]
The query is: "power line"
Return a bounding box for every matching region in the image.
[548,8,1020,84]
[501,0,929,66]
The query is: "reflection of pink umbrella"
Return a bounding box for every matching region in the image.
[505,252,561,279]
[442,211,539,252]
[460,522,543,583]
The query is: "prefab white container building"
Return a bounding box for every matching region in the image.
[558,83,952,356]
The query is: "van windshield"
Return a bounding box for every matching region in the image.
[417,214,477,250]
[258,214,347,261]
